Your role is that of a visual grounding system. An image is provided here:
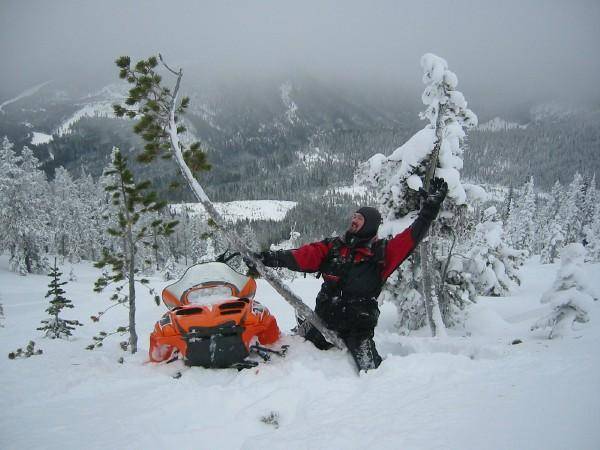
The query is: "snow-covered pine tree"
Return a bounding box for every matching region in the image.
[169,205,212,266]
[581,174,600,261]
[94,148,178,353]
[37,258,82,338]
[563,172,586,245]
[148,207,177,272]
[0,297,4,328]
[192,217,216,264]
[241,223,260,253]
[0,139,50,274]
[532,243,598,338]
[582,174,596,215]
[162,256,180,281]
[223,222,261,274]
[501,186,514,225]
[506,177,537,254]
[175,205,194,265]
[75,169,105,261]
[584,201,600,262]
[51,167,88,263]
[539,181,566,263]
[357,53,478,334]
[464,207,524,296]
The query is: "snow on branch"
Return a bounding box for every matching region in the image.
[356,52,478,234]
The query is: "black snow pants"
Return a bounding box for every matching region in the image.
[297,291,383,371]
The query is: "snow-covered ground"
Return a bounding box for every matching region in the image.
[170,200,297,223]
[1,255,599,450]
[30,131,54,146]
[54,99,125,137]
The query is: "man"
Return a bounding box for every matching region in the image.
[257,178,448,371]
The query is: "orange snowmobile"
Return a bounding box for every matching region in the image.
[149,259,283,369]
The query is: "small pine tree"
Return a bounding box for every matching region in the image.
[94,148,177,353]
[532,244,598,338]
[8,341,43,359]
[38,258,82,338]
[0,299,4,328]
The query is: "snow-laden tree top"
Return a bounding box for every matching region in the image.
[357,53,478,236]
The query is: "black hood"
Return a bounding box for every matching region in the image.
[353,206,382,240]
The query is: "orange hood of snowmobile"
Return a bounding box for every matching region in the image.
[149,262,278,364]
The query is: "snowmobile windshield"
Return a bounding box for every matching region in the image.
[162,262,256,308]
[184,285,238,305]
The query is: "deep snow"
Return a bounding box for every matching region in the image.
[1,255,599,450]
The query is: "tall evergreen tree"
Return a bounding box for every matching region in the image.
[94,148,178,353]
[357,53,478,335]
[38,258,82,338]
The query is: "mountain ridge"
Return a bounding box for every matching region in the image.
[0,79,597,196]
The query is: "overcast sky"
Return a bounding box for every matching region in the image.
[1,0,599,112]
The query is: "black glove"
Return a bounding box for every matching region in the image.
[254,251,284,268]
[418,177,448,220]
[411,177,448,243]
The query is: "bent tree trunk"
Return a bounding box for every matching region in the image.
[162,61,346,350]
[420,104,447,338]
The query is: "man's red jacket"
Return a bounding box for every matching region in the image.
[288,226,417,283]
